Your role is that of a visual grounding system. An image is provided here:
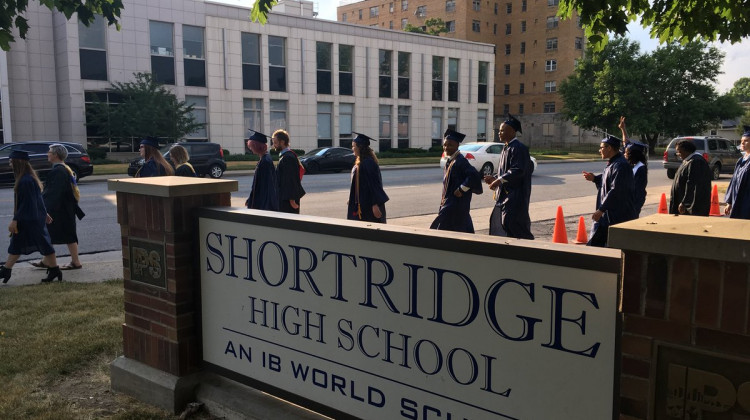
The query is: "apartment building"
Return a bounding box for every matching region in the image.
[0,0,494,153]
[338,0,595,146]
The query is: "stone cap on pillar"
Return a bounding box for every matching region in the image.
[609,213,750,263]
[107,176,238,197]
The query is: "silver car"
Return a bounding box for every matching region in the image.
[662,136,741,180]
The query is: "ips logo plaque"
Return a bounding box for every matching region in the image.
[129,238,166,288]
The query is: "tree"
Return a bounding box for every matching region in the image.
[86,73,205,149]
[558,0,750,52]
[730,78,750,102]
[738,110,750,137]
[404,18,449,36]
[0,0,123,51]
[559,38,744,152]
[250,0,278,24]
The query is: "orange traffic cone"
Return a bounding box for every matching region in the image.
[572,216,588,244]
[658,193,668,214]
[709,184,721,216]
[552,206,568,244]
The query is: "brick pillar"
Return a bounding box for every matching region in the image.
[610,214,750,420]
[108,177,237,412]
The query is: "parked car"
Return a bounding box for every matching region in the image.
[0,141,93,184]
[128,141,226,178]
[299,147,356,174]
[439,142,537,176]
[662,136,741,180]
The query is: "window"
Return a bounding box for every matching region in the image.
[446,0,455,12]
[575,37,583,49]
[495,3,499,14]
[520,41,525,54]
[241,33,261,90]
[519,83,524,94]
[521,20,526,32]
[431,108,443,146]
[522,0,527,11]
[432,56,444,101]
[546,16,559,29]
[472,0,480,11]
[446,20,455,32]
[390,2,394,12]
[505,44,511,55]
[477,110,487,141]
[339,103,354,147]
[545,81,556,92]
[493,24,497,35]
[543,102,556,113]
[506,23,512,34]
[317,42,332,95]
[543,123,554,136]
[397,106,410,148]
[448,58,459,102]
[183,25,205,87]
[398,52,410,99]
[389,21,394,29]
[370,6,379,17]
[518,103,524,114]
[270,100,287,131]
[504,64,511,75]
[503,84,510,95]
[339,44,354,96]
[416,5,426,17]
[379,50,392,98]
[243,98,263,134]
[359,9,362,19]
[506,3,512,13]
[150,21,174,85]
[79,16,107,80]
[185,96,207,139]
[546,37,558,50]
[342,13,347,22]
[401,18,408,29]
[503,104,510,115]
[269,36,286,92]
[548,0,559,5]
[317,102,333,147]
[85,91,126,150]
[546,59,557,71]
[520,62,525,74]
[472,20,480,32]
[402,0,408,11]
[379,105,392,150]
[447,108,458,131]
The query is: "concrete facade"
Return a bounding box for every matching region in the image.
[0,0,494,154]
[337,0,603,146]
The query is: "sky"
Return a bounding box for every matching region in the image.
[309,0,748,93]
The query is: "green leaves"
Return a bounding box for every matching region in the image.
[250,0,278,24]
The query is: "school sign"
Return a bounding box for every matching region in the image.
[198,209,621,419]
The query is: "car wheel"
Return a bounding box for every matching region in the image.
[712,164,721,180]
[666,168,676,179]
[480,162,494,176]
[208,164,224,179]
[307,162,320,174]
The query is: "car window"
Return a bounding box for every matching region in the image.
[718,140,729,150]
[329,148,349,156]
[708,139,718,150]
[692,139,705,150]
[458,145,482,152]
[191,145,214,155]
[487,145,503,154]
[303,148,326,157]
[668,139,678,149]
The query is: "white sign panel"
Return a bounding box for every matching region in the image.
[199,213,619,420]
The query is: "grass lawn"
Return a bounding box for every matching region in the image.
[0,281,203,419]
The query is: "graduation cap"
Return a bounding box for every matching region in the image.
[9,150,29,160]
[503,114,523,134]
[443,128,466,143]
[247,129,271,144]
[625,141,647,153]
[601,135,621,149]
[352,132,373,146]
[743,125,750,137]
[140,137,160,149]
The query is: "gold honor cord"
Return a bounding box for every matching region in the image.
[355,164,362,220]
[441,159,455,206]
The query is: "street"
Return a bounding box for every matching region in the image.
[0,159,675,261]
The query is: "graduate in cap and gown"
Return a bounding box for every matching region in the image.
[245,130,279,211]
[347,132,389,223]
[485,115,535,239]
[430,128,483,233]
[136,137,174,177]
[669,138,712,216]
[725,126,750,219]
[619,116,648,217]
[582,135,636,247]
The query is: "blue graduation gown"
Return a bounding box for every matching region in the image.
[489,139,534,239]
[136,158,169,177]
[347,157,389,223]
[246,154,279,211]
[632,162,648,217]
[8,174,55,256]
[430,153,483,233]
[588,153,635,247]
[725,156,750,219]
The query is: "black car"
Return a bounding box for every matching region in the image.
[0,141,94,183]
[299,147,355,174]
[128,141,227,178]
